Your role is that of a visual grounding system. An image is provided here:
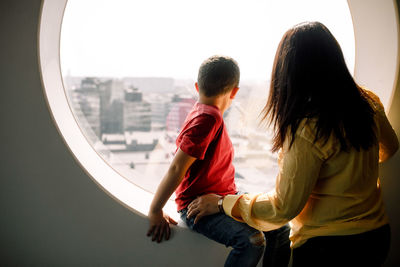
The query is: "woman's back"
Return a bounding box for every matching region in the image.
[290,90,387,247]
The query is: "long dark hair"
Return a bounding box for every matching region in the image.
[262,22,376,152]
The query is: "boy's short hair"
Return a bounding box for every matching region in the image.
[197,55,240,97]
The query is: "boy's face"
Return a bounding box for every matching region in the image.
[225,85,239,107]
[228,85,240,99]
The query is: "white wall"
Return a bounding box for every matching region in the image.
[0,0,230,265]
[1,0,399,266]
[348,1,400,266]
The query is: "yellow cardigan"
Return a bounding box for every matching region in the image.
[223,89,398,248]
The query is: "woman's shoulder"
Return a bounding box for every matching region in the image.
[294,118,339,160]
[295,87,383,159]
[359,86,385,113]
[296,118,317,143]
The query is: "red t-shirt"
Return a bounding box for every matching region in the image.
[174,102,237,211]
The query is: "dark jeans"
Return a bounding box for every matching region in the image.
[179,208,291,267]
[292,224,391,267]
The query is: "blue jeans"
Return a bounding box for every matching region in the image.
[179,208,291,267]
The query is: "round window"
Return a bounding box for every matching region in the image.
[60,0,355,195]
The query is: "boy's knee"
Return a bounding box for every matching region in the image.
[249,231,266,247]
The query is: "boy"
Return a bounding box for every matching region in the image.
[147,55,288,266]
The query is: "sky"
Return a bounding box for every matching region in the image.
[60,0,355,82]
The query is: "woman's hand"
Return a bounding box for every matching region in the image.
[187,194,221,224]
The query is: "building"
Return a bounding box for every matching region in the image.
[123,87,152,132]
[99,79,124,135]
[145,93,172,131]
[67,77,101,139]
[165,95,196,133]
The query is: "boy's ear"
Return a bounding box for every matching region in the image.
[195,82,199,93]
[230,87,239,99]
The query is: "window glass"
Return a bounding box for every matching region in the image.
[61,0,354,195]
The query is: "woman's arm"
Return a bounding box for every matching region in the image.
[188,135,323,231]
[363,89,398,162]
[378,111,399,162]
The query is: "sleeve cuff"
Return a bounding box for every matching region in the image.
[179,144,201,160]
[223,194,244,222]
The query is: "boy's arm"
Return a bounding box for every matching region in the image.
[147,148,196,243]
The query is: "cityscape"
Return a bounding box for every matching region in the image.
[63,75,279,196]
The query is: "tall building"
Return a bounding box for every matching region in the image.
[123,87,151,132]
[109,79,125,102]
[99,79,124,135]
[70,77,101,138]
[165,95,196,132]
[145,93,171,131]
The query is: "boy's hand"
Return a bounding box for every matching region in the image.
[147,210,177,243]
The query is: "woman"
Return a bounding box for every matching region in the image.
[187,22,399,266]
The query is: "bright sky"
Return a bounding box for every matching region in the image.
[60,0,354,82]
